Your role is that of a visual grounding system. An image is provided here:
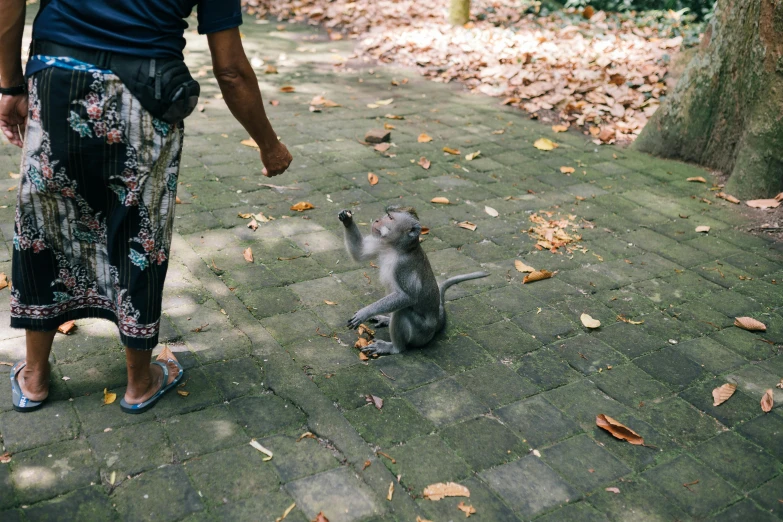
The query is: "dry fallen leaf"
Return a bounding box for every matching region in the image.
[465,151,481,161]
[596,414,644,445]
[457,502,477,517]
[297,432,317,442]
[560,166,575,174]
[177,389,190,397]
[374,143,391,152]
[605,487,621,494]
[279,85,296,93]
[423,482,470,501]
[387,481,394,501]
[310,95,340,107]
[312,512,329,522]
[243,247,254,263]
[514,260,535,273]
[324,300,337,306]
[276,502,295,522]
[103,388,117,406]
[695,226,711,233]
[0,272,7,291]
[734,317,766,332]
[157,345,176,364]
[580,313,601,329]
[418,157,431,169]
[9,172,20,179]
[552,124,569,132]
[712,383,736,406]
[385,114,404,120]
[687,176,707,183]
[442,147,460,155]
[534,138,558,151]
[264,64,278,74]
[383,123,395,130]
[416,518,434,522]
[355,338,370,349]
[290,201,315,212]
[57,320,77,335]
[240,138,259,149]
[250,439,274,461]
[431,197,450,204]
[457,221,477,231]
[523,270,554,284]
[247,218,259,231]
[418,133,433,143]
[761,389,774,413]
[175,196,182,204]
[368,172,379,186]
[484,206,499,217]
[0,452,11,464]
[358,351,369,361]
[501,97,520,105]
[366,394,384,409]
[746,199,780,209]
[717,192,741,204]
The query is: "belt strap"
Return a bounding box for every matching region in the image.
[32,40,113,69]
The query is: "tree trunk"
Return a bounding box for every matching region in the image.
[449,0,470,25]
[635,0,783,199]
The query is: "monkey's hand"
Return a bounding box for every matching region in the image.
[347,309,370,330]
[338,209,353,226]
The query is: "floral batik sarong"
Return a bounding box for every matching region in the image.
[10,64,183,350]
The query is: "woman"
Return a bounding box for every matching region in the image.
[0,0,292,413]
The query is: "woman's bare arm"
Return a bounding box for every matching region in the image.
[207,28,292,176]
[0,0,27,146]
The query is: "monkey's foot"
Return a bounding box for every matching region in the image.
[362,340,400,355]
[369,315,390,328]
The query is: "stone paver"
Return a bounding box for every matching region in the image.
[1,7,782,522]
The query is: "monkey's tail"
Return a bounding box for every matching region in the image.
[439,271,489,303]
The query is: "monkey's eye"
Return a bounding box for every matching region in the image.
[386,213,393,220]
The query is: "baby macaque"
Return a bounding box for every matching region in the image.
[338,207,488,355]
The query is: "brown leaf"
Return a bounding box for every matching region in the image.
[312,512,329,522]
[240,138,259,149]
[746,199,780,209]
[177,389,190,397]
[249,439,274,461]
[717,192,740,204]
[368,173,379,186]
[175,196,182,204]
[712,383,736,406]
[57,320,77,335]
[103,388,117,406]
[355,338,370,350]
[420,227,430,235]
[374,143,391,152]
[366,394,384,409]
[247,218,259,231]
[416,518,434,522]
[243,247,254,263]
[761,389,774,412]
[418,133,433,143]
[387,481,394,501]
[418,157,431,169]
[442,147,460,155]
[423,482,471,501]
[457,221,477,231]
[533,138,557,151]
[580,313,601,329]
[324,300,337,306]
[297,432,317,442]
[0,452,11,464]
[431,197,450,204]
[734,316,766,332]
[279,85,296,93]
[583,5,595,18]
[605,487,621,494]
[310,95,339,107]
[775,192,783,202]
[551,124,569,133]
[501,97,520,105]
[596,414,644,445]
[457,502,477,517]
[290,201,315,212]
[362,460,371,470]
[686,176,707,183]
[523,270,554,284]
[358,351,369,361]
[383,123,395,130]
[8,172,20,179]
[695,225,710,233]
[514,260,535,273]
[270,100,279,106]
[0,272,8,291]
[264,64,278,74]
[384,114,404,120]
[560,166,575,174]
[465,151,481,161]
[276,502,295,522]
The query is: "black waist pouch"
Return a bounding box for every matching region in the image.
[32,40,199,124]
[109,57,200,124]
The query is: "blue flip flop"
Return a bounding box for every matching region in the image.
[10,361,47,412]
[119,358,183,414]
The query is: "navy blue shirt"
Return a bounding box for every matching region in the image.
[33,0,242,60]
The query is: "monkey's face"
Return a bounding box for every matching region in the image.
[372,211,421,247]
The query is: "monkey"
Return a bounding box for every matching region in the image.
[338,206,489,355]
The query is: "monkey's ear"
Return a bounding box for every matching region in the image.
[408,223,422,238]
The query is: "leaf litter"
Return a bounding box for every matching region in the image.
[712,383,736,406]
[423,482,470,501]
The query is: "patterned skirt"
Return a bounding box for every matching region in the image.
[10,66,183,350]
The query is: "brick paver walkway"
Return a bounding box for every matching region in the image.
[1,11,782,522]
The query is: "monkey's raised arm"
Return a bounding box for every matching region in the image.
[347,291,415,329]
[339,209,378,262]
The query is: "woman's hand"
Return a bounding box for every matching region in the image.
[0,93,28,147]
[260,140,292,177]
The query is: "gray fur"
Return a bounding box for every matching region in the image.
[339,209,489,355]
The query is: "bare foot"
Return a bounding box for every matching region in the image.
[123,360,180,405]
[19,361,50,402]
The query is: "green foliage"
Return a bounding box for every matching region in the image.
[564,0,715,20]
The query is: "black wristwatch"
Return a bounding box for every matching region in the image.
[0,84,27,96]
